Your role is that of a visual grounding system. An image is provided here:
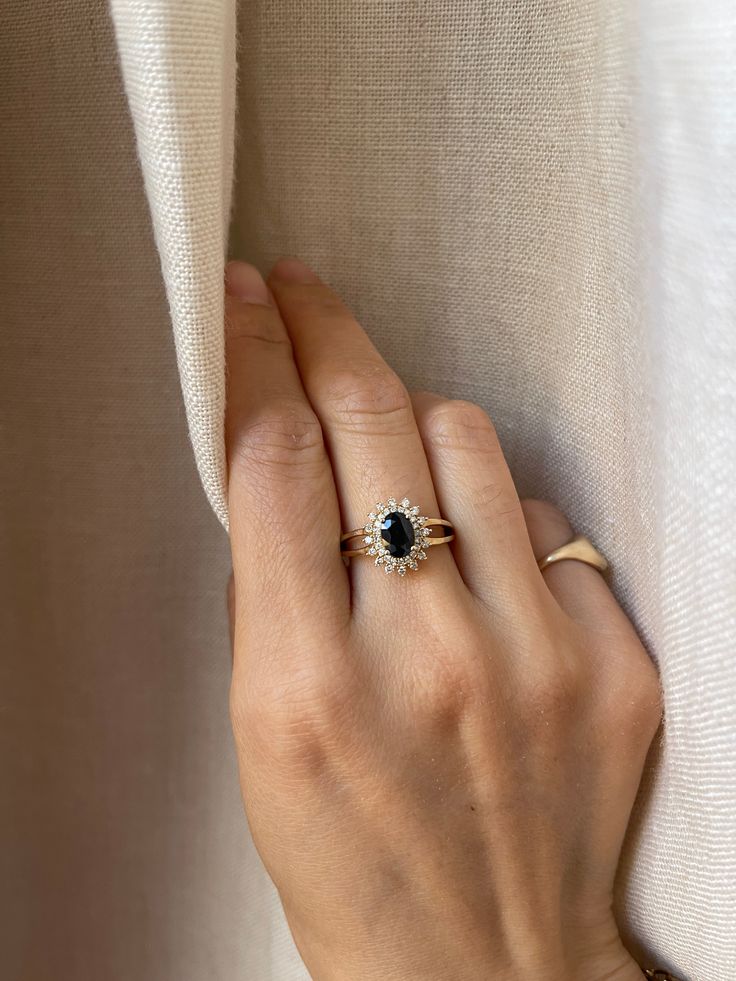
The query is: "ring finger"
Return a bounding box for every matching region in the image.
[267,258,461,596]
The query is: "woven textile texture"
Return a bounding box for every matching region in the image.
[1,0,734,979]
[0,3,297,980]
[115,1,736,977]
[110,0,236,527]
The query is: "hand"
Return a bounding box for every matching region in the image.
[224,257,661,981]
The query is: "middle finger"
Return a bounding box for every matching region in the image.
[267,258,461,593]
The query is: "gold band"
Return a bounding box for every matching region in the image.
[341,518,454,557]
[537,534,609,574]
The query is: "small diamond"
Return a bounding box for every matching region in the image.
[375,502,383,512]
[375,556,384,565]
[409,560,418,570]
[368,512,376,521]
[387,497,397,508]
[401,497,410,507]
[397,566,407,576]
[368,547,376,555]
[364,524,372,533]
[418,549,428,559]
[384,563,393,574]
[410,505,420,515]
[421,528,431,537]
[364,536,372,544]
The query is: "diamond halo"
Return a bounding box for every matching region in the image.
[362,496,432,577]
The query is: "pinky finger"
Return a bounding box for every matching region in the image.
[521,499,639,640]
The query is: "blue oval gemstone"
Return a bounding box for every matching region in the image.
[380,511,415,558]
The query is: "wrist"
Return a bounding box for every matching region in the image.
[484,954,643,981]
[298,910,645,981]
[308,938,645,981]
[487,924,645,981]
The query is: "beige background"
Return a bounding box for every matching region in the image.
[3,1,735,979]
[0,4,291,979]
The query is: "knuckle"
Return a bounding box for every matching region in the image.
[224,295,287,346]
[277,282,349,318]
[420,403,521,521]
[410,636,495,726]
[320,363,413,434]
[603,653,663,732]
[473,480,523,523]
[521,498,572,538]
[422,399,499,453]
[231,662,360,771]
[228,398,324,479]
[307,288,350,318]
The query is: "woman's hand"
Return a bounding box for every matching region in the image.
[224,257,661,981]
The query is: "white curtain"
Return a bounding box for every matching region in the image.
[1,1,733,978]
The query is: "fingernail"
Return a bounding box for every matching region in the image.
[270,256,320,284]
[225,261,271,304]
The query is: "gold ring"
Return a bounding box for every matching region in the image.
[341,496,454,577]
[537,534,609,574]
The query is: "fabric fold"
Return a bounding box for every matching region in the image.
[110,0,236,527]
[106,3,736,976]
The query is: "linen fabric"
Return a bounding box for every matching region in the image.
[1,0,734,979]
[110,0,236,527]
[1,3,297,980]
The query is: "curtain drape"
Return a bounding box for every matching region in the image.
[2,1,734,978]
[109,2,736,975]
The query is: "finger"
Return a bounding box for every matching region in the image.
[521,498,637,636]
[227,572,235,660]
[411,391,541,610]
[224,260,348,628]
[267,258,461,592]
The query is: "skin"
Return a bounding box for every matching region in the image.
[224,257,662,981]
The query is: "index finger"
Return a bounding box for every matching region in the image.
[224,261,348,632]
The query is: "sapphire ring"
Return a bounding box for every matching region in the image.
[340,497,455,576]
